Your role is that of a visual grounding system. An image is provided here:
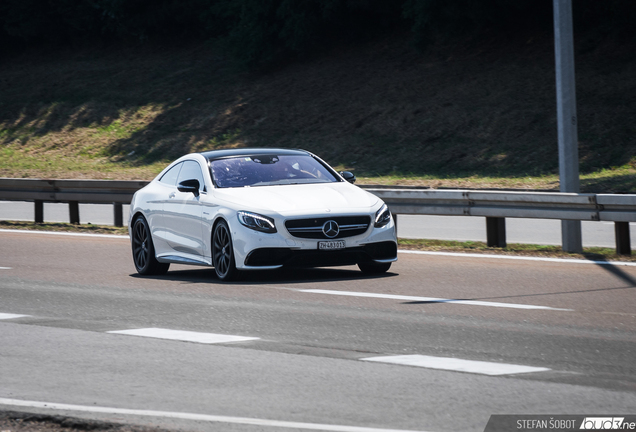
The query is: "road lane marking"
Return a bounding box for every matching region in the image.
[298,289,572,311]
[0,313,29,320]
[107,328,260,344]
[400,250,636,267]
[0,267,11,270]
[0,229,127,239]
[0,398,430,432]
[2,228,635,266]
[361,354,550,376]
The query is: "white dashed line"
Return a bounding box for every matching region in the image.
[361,354,550,376]
[0,313,29,320]
[107,328,260,344]
[299,289,572,311]
[0,398,430,432]
[399,250,636,267]
[0,267,11,270]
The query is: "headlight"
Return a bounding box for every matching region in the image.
[374,203,392,228]
[237,211,277,233]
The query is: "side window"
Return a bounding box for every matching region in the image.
[177,160,206,192]
[159,162,182,186]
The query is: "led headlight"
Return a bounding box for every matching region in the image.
[237,211,277,233]
[374,203,392,228]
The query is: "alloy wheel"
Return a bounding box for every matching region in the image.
[131,216,169,275]
[213,221,237,280]
[133,219,150,271]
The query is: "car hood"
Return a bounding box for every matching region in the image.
[211,182,379,215]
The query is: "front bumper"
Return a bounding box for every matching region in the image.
[229,212,397,270]
[244,241,397,268]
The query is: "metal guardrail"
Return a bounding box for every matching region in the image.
[0,178,148,203]
[366,188,636,221]
[0,178,633,254]
[366,188,635,254]
[0,178,148,227]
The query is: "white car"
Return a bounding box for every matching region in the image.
[129,148,397,281]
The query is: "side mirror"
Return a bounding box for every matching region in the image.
[178,179,200,197]
[339,171,356,184]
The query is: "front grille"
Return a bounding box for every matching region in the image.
[285,216,371,239]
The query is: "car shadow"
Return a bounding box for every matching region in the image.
[130,266,398,285]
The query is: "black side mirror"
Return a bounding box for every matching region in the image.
[178,179,200,197]
[339,171,356,184]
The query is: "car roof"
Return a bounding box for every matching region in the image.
[201,148,310,162]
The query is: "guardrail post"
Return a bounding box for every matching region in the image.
[34,200,43,223]
[615,222,631,255]
[486,217,506,248]
[561,220,582,253]
[69,201,80,224]
[114,202,123,227]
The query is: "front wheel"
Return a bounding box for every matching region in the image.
[358,261,391,274]
[131,216,170,275]
[212,220,239,281]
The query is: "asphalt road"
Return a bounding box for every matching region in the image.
[1,230,636,432]
[2,200,635,248]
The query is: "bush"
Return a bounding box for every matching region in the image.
[1,0,634,65]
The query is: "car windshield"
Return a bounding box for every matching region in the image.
[210,154,340,188]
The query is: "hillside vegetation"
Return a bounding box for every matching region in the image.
[1,31,635,191]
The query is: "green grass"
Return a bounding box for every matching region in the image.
[203,129,243,151]
[92,120,142,140]
[0,220,128,236]
[398,238,635,262]
[0,148,166,180]
[353,165,636,192]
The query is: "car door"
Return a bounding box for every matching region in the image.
[163,160,207,260]
[151,161,183,256]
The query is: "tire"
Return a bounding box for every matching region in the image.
[131,216,170,275]
[358,261,391,274]
[212,219,239,281]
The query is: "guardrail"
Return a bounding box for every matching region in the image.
[0,178,148,227]
[0,178,633,255]
[365,188,635,255]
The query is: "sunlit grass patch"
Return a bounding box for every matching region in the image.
[0,149,165,180]
[398,238,636,262]
[0,220,128,236]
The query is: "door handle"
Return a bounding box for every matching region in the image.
[169,192,176,199]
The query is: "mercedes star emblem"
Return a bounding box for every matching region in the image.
[322,220,340,238]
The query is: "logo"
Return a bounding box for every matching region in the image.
[483,415,636,432]
[580,418,625,430]
[322,220,339,238]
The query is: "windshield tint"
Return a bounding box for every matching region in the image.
[210,154,339,188]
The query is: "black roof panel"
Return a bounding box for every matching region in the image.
[201,148,310,161]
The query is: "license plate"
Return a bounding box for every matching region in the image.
[318,240,346,250]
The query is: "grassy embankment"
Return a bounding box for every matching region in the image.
[1,34,635,190]
[1,35,634,260]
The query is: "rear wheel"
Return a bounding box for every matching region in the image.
[212,220,239,281]
[358,261,391,274]
[131,216,169,275]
